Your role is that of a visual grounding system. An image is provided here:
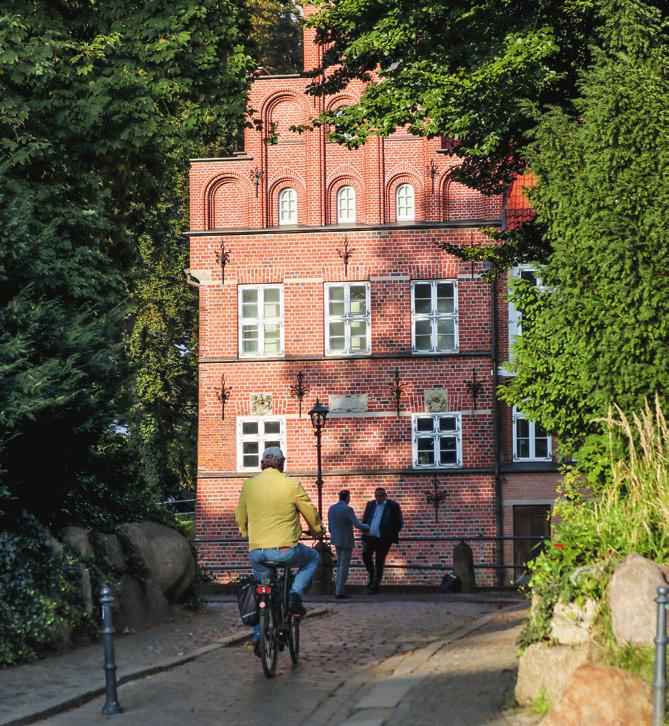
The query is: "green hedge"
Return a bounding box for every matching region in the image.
[0,513,88,667]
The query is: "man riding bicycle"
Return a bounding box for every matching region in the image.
[235,447,323,648]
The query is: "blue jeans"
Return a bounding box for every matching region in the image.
[250,544,319,641]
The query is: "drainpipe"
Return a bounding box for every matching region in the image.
[484,261,504,588]
[492,277,504,587]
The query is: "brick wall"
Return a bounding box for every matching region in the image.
[188,22,558,588]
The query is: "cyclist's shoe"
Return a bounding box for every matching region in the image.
[288,592,307,617]
[253,639,261,657]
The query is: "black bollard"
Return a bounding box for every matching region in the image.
[653,585,668,726]
[100,584,123,715]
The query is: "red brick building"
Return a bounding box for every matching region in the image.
[188,16,559,586]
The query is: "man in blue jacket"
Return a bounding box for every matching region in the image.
[361,487,403,594]
[328,490,369,599]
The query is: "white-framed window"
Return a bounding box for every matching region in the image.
[412,413,462,468]
[324,282,371,355]
[278,187,297,225]
[508,265,541,341]
[411,280,458,353]
[396,183,415,221]
[336,186,356,223]
[238,284,283,357]
[513,407,552,461]
[237,416,286,471]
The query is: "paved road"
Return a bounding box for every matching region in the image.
[35,596,535,726]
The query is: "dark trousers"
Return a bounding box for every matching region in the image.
[362,537,392,587]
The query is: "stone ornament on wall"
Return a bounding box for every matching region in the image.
[250,393,272,416]
[329,394,368,413]
[425,389,449,412]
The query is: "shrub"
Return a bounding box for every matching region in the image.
[520,397,668,647]
[0,512,88,667]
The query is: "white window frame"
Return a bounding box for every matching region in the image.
[412,413,462,469]
[411,280,459,354]
[508,265,541,342]
[336,185,356,223]
[237,416,286,472]
[324,282,371,356]
[238,284,284,358]
[278,187,297,225]
[512,407,552,461]
[396,183,415,221]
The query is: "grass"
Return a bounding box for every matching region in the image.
[529,686,552,716]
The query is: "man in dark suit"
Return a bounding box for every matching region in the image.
[328,490,369,599]
[361,487,403,593]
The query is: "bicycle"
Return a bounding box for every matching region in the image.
[255,563,301,678]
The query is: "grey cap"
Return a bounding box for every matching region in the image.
[261,446,285,464]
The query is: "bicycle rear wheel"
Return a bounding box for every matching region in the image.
[288,615,300,664]
[259,605,278,678]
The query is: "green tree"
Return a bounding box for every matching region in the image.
[126,174,199,499]
[0,1,254,523]
[499,0,669,454]
[307,0,603,192]
[249,0,303,74]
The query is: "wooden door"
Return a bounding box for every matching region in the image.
[513,504,551,578]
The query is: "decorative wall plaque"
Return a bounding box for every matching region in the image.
[250,393,272,415]
[424,389,449,413]
[329,394,368,413]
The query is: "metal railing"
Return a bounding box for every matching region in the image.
[192,534,548,577]
[654,585,668,726]
[164,497,196,521]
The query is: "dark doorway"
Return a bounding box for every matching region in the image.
[513,504,551,579]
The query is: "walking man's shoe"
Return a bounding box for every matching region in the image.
[335,593,351,599]
[288,592,307,617]
[253,640,261,657]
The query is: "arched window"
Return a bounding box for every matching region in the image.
[396,183,415,221]
[336,185,356,223]
[278,188,297,225]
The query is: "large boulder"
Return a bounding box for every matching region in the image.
[550,599,598,645]
[116,521,196,601]
[608,553,667,647]
[93,532,127,572]
[61,526,94,562]
[114,574,170,631]
[515,642,593,708]
[77,563,94,616]
[542,663,652,726]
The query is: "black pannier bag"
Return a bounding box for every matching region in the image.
[236,575,259,626]
[439,571,462,593]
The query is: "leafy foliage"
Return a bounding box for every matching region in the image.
[500,0,669,452]
[125,176,199,500]
[307,0,605,192]
[520,399,669,646]
[249,0,303,74]
[0,513,87,667]
[0,1,254,522]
